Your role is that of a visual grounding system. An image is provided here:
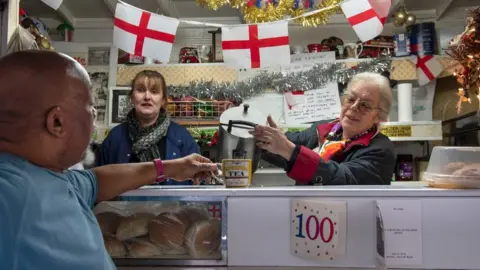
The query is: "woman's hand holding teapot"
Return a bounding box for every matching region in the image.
[251,115,296,160]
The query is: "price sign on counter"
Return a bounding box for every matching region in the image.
[381,125,412,137]
[290,199,346,261]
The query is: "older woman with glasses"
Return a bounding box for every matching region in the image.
[252,72,395,185]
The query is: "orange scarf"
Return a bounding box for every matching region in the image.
[317,122,376,161]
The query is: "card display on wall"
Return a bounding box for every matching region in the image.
[108,87,133,126]
[88,71,109,126]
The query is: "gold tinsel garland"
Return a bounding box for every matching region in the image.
[291,0,341,27]
[195,0,341,26]
[242,0,294,24]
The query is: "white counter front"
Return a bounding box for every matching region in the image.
[117,184,480,269]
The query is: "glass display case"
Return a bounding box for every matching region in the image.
[94,195,227,267]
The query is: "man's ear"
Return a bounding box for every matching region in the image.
[45,106,66,138]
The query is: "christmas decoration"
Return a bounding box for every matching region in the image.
[405,14,416,26]
[446,7,480,113]
[195,0,341,26]
[393,10,407,27]
[392,4,416,28]
[162,57,392,103]
[291,0,342,27]
[19,17,54,51]
[242,0,294,24]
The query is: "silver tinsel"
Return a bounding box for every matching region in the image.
[168,57,392,103]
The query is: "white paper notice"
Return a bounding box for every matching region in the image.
[376,200,423,267]
[283,82,341,125]
[282,52,336,74]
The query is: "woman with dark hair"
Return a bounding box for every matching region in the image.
[97,70,199,185]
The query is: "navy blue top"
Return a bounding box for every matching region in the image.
[96,122,199,185]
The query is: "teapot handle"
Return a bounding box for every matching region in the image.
[227,120,258,133]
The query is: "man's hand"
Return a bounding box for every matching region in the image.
[165,154,218,185]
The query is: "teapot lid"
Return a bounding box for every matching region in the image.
[220,104,265,138]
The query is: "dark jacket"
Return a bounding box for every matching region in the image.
[96,122,199,185]
[262,121,395,185]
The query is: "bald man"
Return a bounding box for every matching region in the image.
[0,51,217,269]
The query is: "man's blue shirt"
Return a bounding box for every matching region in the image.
[0,153,115,269]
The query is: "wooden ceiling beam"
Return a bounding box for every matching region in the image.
[103,0,116,15]
[435,0,454,20]
[57,3,75,26]
[156,0,179,18]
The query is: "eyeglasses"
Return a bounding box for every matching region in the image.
[342,94,380,114]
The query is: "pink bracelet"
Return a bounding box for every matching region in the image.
[153,159,165,184]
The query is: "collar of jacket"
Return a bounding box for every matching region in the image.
[316,120,378,151]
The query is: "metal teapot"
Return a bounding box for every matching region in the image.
[216,104,265,173]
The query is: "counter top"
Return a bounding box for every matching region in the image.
[119,182,480,198]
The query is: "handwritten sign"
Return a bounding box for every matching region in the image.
[282,52,336,74]
[290,199,346,261]
[376,200,423,267]
[381,125,412,137]
[283,83,341,125]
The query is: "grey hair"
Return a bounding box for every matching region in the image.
[344,72,393,121]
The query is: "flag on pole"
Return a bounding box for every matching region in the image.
[221,22,290,69]
[341,0,392,42]
[41,0,63,10]
[113,1,179,63]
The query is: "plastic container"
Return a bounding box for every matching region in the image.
[423,146,480,189]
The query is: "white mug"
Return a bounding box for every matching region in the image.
[344,43,364,58]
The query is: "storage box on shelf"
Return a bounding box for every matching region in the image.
[94,195,226,266]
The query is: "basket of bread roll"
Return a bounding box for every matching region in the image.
[94,201,222,259]
[423,146,480,189]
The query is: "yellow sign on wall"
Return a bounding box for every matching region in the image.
[381,125,412,137]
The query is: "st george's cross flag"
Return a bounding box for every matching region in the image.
[41,0,63,10]
[341,0,391,42]
[221,22,290,69]
[413,55,444,86]
[113,1,179,63]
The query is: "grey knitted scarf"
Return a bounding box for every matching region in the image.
[127,109,171,162]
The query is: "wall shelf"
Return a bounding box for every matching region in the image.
[115,56,455,86]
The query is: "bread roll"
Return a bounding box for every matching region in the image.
[452,163,480,177]
[445,162,466,174]
[116,213,155,241]
[104,236,127,257]
[176,205,211,228]
[126,237,161,258]
[96,212,122,236]
[186,219,221,258]
[148,212,187,252]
